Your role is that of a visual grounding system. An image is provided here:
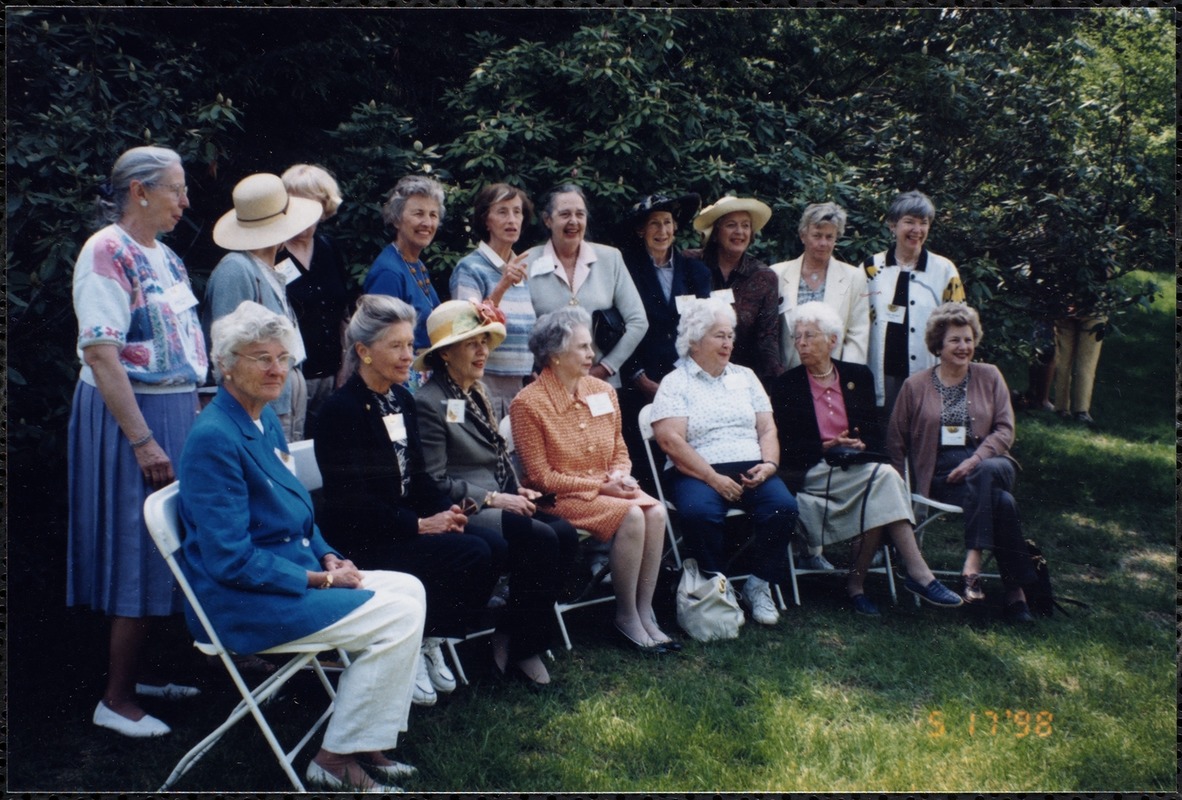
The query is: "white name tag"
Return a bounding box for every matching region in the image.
[274,447,298,476]
[940,425,967,446]
[711,288,735,304]
[445,399,467,424]
[585,392,614,417]
[882,303,906,324]
[162,282,199,315]
[674,294,697,314]
[723,372,747,391]
[276,258,303,286]
[383,413,407,442]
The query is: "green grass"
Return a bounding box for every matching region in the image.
[9,271,1174,792]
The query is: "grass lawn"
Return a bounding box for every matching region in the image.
[8,271,1174,792]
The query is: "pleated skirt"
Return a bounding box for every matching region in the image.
[67,381,198,617]
[796,460,915,548]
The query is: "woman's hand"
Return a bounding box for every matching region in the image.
[821,429,866,452]
[492,490,536,517]
[134,440,176,489]
[946,457,978,484]
[500,252,529,287]
[707,471,745,503]
[418,506,469,534]
[740,462,777,490]
[600,472,640,499]
[308,562,365,590]
[589,363,611,381]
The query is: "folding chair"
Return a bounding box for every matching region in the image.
[143,483,349,792]
[499,415,613,650]
[638,404,789,610]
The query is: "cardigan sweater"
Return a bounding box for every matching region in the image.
[886,363,1014,497]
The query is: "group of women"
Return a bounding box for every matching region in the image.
[67,145,1039,791]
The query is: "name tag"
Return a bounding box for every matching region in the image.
[162,282,199,315]
[723,372,747,391]
[674,294,697,314]
[940,425,967,446]
[275,258,303,286]
[585,392,614,417]
[274,447,298,476]
[445,399,466,424]
[711,288,735,304]
[882,303,906,324]
[383,413,407,442]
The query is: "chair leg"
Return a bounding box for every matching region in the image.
[444,639,469,686]
[785,547,802,606]
[882,546,898,605]
[553,603,574,651]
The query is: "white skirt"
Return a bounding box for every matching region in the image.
[796,460,914,548]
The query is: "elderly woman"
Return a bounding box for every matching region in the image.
[863,190,965,417]
[510,307,676,653]
[315,295,501,706]
[179,301,426,791]
[365,175,446,389]
[449,183,536,417]
[415,300,579,687]
[684,195,784,385]
[770,302,963,615]
[888,303,1036,623]
[525,184,648,388]
[650,298,796,627]
[203,173,323,441]
[69,146,209,737]
[770,202,869,371]
[276,164,357,434]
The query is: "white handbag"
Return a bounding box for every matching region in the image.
[675,558,745,642]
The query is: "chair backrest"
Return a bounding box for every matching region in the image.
[288,439,322,492]
[499,415,514,454]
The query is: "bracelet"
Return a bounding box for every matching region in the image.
[129,431,154,449]
[760,460,779,469]
[321,572,334,590]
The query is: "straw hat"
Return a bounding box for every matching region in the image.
[692,196,773,240]
[623,192,701,231]
[413,299,508,372]
[213,173,323,251]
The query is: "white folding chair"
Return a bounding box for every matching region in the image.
[143,483,349,792]
[500,415,613,650]
[638,404,789,610]
[288,438,323,492]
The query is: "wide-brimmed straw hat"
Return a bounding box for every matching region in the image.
[693,195,773,240]
[213,173,323,251]
[413,299,508,372]
[623,192,701,231]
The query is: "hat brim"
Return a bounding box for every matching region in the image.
[412,321,508,372]
[693,197,773,237]
[213,195,323,251]
[625,192,702,232]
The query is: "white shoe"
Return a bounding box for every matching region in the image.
[306,760,403,793]
[743,577,780,625]
[589,554,612,585]
[411,654,437,707]
[135,682,201,700]
[420,638,456,694]
[93,701,170,737]
[797,553,836,572]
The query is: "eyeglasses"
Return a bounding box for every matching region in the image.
[151,182,189,199]
[234,351,296,371]
[793,331,825,342]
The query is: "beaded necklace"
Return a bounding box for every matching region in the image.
[397,246,434,298]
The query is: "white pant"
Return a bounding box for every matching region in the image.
[277,570,426,754]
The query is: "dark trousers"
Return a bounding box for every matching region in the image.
[498,510,579,660]
[667,460,798,584]
[931,449,1036,588]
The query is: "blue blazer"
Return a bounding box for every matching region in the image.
[620,246,713,384]
[178,389,371,655]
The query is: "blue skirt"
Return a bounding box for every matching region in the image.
[67,381,198,616]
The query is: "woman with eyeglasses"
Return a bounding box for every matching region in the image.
[202,173,323,441]
[68,146,209,737]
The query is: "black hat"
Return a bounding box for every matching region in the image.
[623,192,701,231]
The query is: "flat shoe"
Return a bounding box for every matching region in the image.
[614,623,667,654]
[903,577,964,608]
[135,682,201,700]
[850,593,881,617]
[1004,600,1036,625]
[961,573,986,603]
[358,757,418,783]
[93,701,170,738]
[306,760,402,793]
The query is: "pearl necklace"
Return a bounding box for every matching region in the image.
[807,364,835,380]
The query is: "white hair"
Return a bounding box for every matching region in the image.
[210,301,296,381]
[675,297,736,358]
[790,301,843,340]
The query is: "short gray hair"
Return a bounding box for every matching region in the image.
[789,301,843,340]
[675,297,737,358]
[100,146,182,223]
[210,300,297,381]
[798,202,847,237]
[381,174,446,230]
[529,306,592,367]
[886,190,935,224]
[540,183,590,221]
[345,294,418,374]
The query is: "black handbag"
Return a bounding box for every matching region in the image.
[823,446,891,470]
[591,307,627,354]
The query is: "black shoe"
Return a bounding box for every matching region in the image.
[614,623,668,654]
[1004,600,1035,625]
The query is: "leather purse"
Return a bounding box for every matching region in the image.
[675,558,745,642]
[591,306,627,354]
[823,446,891,470]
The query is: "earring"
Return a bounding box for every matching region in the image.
[362,356,373,365]
[140,199,149,207]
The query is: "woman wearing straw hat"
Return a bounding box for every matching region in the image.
[684,195,784,386]
[415,300,579,688]
[202,173,323,441]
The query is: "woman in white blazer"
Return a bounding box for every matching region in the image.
[770,202,869,371]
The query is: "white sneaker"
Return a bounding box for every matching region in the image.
[743,577,780,625]
[93,701,170,737]
[411,653,437,707]
[421,638,456,694]
[797,553,836,572]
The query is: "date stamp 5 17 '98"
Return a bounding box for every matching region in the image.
[927,710,1054,738]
